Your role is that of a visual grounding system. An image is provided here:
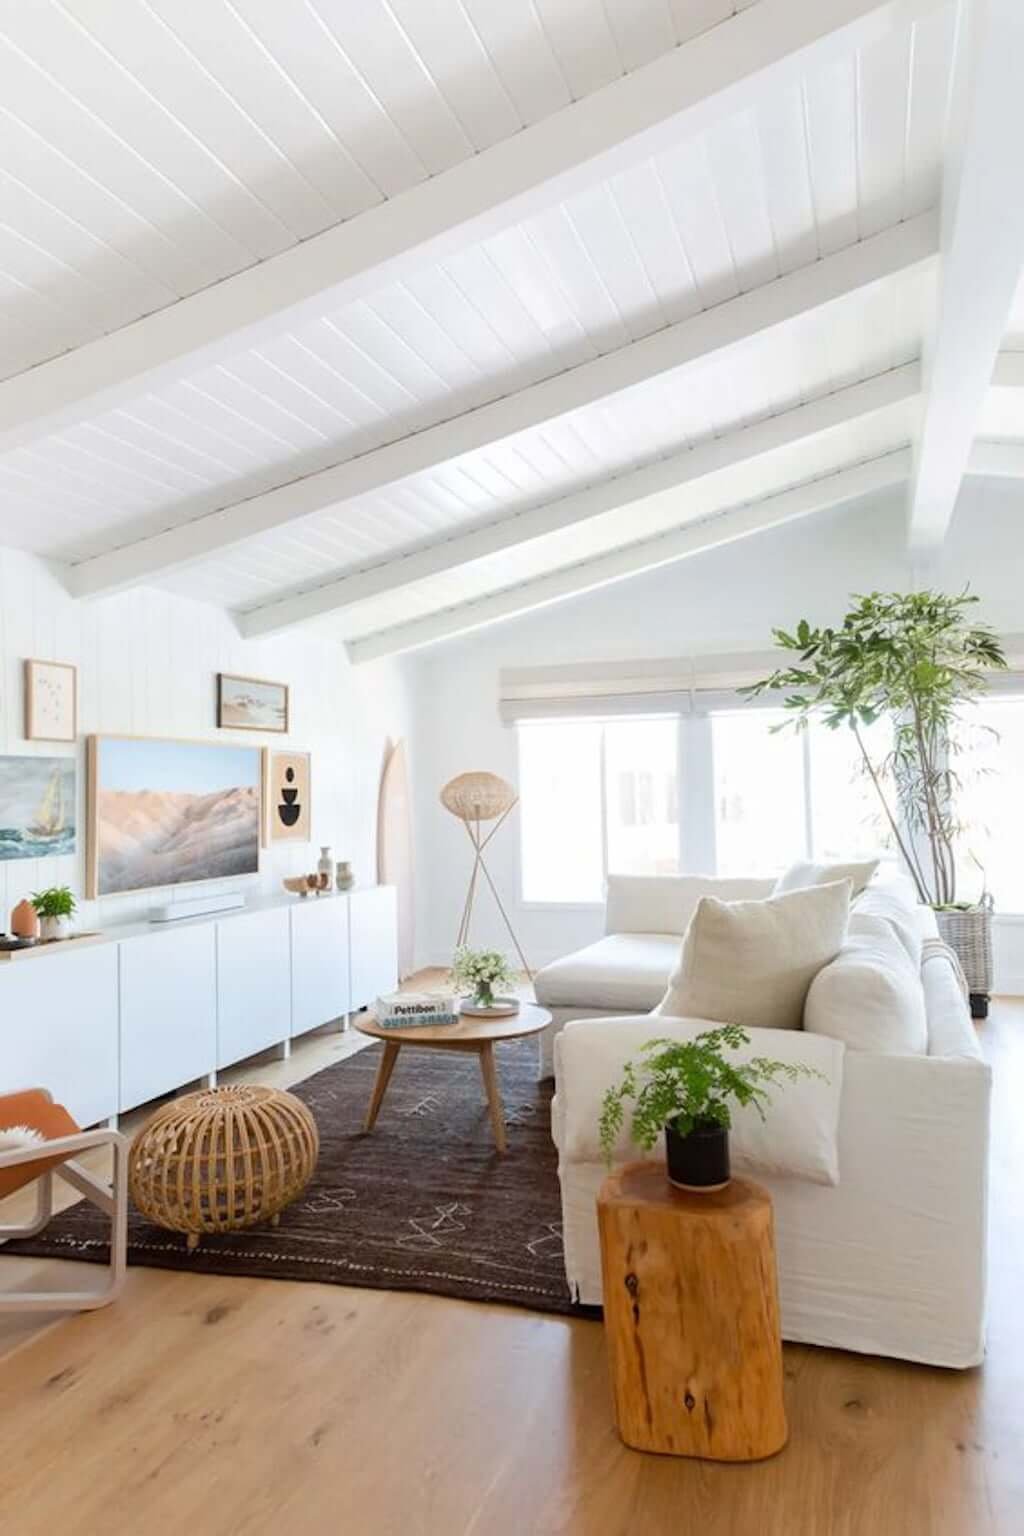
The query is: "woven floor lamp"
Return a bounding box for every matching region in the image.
[441,771,532,979]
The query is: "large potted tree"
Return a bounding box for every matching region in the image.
[746,590,1006,1017]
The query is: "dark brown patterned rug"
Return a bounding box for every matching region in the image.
[8,1040,592,1317]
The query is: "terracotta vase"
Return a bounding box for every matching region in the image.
[11,899,39,940]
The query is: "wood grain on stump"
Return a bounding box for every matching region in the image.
[597,1161,787,1461]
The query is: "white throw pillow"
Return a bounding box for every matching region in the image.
[604,873,775,937]
[555,1014,845,1186]
[774,857,879,898]
[804,914,927,1055]
[656,879,852,1032]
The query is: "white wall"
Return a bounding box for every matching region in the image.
[0,549,414,934]
[408,479,1024,991]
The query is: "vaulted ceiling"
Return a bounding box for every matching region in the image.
[1,0,1022,658]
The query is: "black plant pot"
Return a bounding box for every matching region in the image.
[665,1119,730,1192]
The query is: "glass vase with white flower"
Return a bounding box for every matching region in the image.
[450,947,517,1014]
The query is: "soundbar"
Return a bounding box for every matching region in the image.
[149,892,247,924]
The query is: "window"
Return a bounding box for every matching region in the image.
[954,697,1024,910]
[518,717,680,903]
[518,702,895,904]
[711,709,892,878]
[711,710,805,877]
[807,715,892,863]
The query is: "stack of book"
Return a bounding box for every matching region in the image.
[373,991,460,1028]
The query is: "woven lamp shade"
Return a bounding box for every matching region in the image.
[129,1084,319,1249]
[440,771,516,823]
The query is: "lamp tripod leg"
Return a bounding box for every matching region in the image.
[476,851,533,981]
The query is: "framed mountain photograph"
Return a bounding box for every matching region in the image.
[87,735,261,898]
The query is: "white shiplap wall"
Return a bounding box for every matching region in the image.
[0,548,413,933]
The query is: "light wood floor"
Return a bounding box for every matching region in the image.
[1,993,1020,1536]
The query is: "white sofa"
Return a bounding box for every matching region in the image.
[542,874,991,1369]
[535,875,775,1076]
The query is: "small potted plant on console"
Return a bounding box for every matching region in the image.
[31,885,77,943]
[599,1025,821,1191]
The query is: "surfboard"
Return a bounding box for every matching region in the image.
[377,738,415,981]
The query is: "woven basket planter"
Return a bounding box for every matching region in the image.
[934,899,994,1007]
[129,1084,319,1250]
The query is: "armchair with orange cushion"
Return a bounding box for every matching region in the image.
[0,1088,128,1311]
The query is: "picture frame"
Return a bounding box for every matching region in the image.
[25,659,77,743]
[217,673,289,734]
[263,748,312,845]
[0,755,76,862]
[87,734,262,899]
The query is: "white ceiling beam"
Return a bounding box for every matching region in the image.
[0,0,939,458]
[908,0,1024,548]
[68,213,937,601]
[968,440,1024,477]
[239,364,919,637]
[347,451,912,663]
[991,351,1024,389]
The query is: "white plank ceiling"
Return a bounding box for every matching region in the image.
[1,0,1021,655]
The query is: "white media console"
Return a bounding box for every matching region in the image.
[0,885,398,1128]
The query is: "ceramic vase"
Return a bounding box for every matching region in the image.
[40,914,73,942]
[11,899,39,940]
[335,860,354,892]
[318,846,333,884]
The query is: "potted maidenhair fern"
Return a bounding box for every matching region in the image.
[599,1026,821,1191]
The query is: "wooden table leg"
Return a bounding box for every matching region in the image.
[477,1042,507,1154]
[363,1041,401,1132]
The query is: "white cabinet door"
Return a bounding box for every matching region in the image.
[0,946,119,1127]
[290,897,349,1037]
[348,886,398,1013]
[216,907,291,1068]
[119,925,217,1112]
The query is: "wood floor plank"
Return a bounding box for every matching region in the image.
[0,994,1018,1535]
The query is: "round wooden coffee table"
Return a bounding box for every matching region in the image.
[354,1003,551,1154]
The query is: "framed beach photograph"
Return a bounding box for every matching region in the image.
[0,755,76,862]
[264,748,311,845]
[25,659,77,743]
[218,673,289,734]
[87,735,262,899]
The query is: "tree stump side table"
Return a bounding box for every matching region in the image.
[597,1161,787,1461]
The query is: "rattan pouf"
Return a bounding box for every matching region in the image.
[128,1084,319,1250]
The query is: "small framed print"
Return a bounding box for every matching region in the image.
[218,672,289,734]
[264,748,311,845]
[25,659,77,743]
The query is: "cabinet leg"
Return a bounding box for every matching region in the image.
[478,1043,507,1155]
[363,1041,401,1132]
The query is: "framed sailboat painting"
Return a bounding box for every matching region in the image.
[0,756,76,862]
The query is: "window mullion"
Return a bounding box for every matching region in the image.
[802,728,814,859]
[599,725,610,886]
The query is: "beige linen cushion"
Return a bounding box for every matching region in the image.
[804,914,927,1055]
[774,858,879,898]
[656,880,852,1032]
